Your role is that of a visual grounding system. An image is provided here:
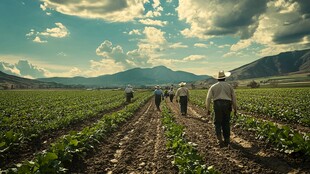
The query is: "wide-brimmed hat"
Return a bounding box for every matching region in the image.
[179,82,186,87]
[155,85,160,89]
[213,70,231,79]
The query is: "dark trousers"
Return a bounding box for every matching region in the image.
[214,100,232,143]
[179,96,188,115]
[155,95,162,110]
[126,93,133,102]
[169,94,174,102]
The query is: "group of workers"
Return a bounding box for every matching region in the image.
[124,70,237,148]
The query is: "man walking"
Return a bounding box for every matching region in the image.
[154,85,164,111]
[206,71,237,147]
[124,84,134,103]
[175,82,189,116]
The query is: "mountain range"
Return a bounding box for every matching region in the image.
[0,71,71,89]
[229,49,310,80]
[37,66,210,87]
[1,48,310,89]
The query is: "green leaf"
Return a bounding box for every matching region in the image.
[0,142,6,147]
[70,139,79,146]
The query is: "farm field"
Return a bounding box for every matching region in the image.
[1,88,310,173]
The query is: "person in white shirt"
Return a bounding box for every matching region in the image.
[206,71,237,147]
[124,84,134,103]
[175,82,189,116]
[168,87,175,102]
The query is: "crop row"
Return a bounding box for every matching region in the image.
[1,91,153,173]
[0,90,132,165]
[161,102,219,174]
[232,113,310,156]
[190,90,310,156]
[190,88,310,126]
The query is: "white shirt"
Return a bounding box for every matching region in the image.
[175,87,189,98]
[125,87,133,93]
[205,81,237,112]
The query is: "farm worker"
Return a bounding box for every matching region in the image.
[175,82,189,116]
[154,85,164,111]
[124,84,134,103]
[205,70,237,147]
[168,87,175,102]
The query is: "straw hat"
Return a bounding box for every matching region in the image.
[155,85,160,89]
[179,82,186,87]
[214,70,231,79]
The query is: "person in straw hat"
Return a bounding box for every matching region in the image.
[154,85,164,111]
[205,70,237,147]
[124,84,134,103]
[175,82,189,116]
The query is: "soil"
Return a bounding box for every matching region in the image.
[2,103,128,169]
[4,96,309,173]
[73,98,177,174]
[166,100,310,173]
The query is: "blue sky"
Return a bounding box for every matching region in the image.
[0,0,310,78]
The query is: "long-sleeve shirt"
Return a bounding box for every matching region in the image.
[175,87,189,98]
[205,81,237,112]
[154,89,163,96]
[125,87,133,93]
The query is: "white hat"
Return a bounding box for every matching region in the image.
[179,82,186,87]
[127,84,132,87]
[155,85,160,88]
[213,71,231,79]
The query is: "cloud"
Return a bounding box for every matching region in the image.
[194,43,208,48]
[40,0,146,22]
[128,29,142,35]
[183,55,206,61]
[152,0,160,9]
[40,23,69,38]
[139,19,168,26]
[0,60,47,78]
[33,36,47,43]
[230,39,252,51]
[178,0,267,39]
[169,42,188,48]
[142,26,166,45]
[26,23,69,43]
[85,59,125,76]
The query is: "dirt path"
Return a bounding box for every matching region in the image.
[165,99,310,173]
[74,98,177,174]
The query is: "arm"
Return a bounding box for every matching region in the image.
[175,89,179,102]
[205,89,212,115]
[231,88,237,115]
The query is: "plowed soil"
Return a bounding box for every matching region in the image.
[73,97,310,173]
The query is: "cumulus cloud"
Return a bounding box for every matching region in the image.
[139,19,168,26]
[128,29,142,35]
[0,60,47,78]
[40,0,146,22]
[26,22,69,43]
[178,0,310,56]
[33,36,47,43]
[40,23,69,38]
[178,0,267,40]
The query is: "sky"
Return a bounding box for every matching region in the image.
[0,0,310,79]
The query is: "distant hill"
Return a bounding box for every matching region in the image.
[229,49,310,80]
[38,66,210,87]
[0,71,74,89]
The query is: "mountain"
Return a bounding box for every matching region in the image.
[229,49,310,80]
[38,66,210,87]
[0,71,75,89]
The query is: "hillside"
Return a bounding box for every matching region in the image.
[0,71,73,89]
[229,49,310,80]
[38,66,210,87]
